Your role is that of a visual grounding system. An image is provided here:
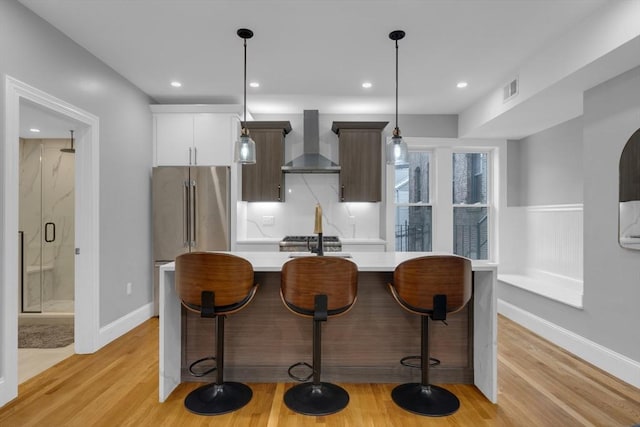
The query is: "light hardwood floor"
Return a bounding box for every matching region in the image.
[1,315,639,426]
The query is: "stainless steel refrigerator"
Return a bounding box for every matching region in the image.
[152,166,230,314]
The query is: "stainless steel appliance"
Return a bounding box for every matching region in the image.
[279,235,342,252]
[281,110,340,173]
[152,166,230,315]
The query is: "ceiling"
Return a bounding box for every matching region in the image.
[18,0,618,137]
[19,99,82,139]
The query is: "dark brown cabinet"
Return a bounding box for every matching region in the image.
[241,121,291,202]
[332,121,388,202]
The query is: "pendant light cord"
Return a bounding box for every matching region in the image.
[243,37,247,130]
[395,38,399,133]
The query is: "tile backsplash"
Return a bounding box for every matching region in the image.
[238,173,381,239]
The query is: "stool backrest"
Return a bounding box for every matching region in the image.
[281,256,358,317]
[175,252,256,314]
[391,255,472,315]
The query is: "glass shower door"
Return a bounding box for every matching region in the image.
[42,142,75,313]
[19,139,75,313]
[19,139,44,312]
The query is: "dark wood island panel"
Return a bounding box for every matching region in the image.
[181,271,473,384]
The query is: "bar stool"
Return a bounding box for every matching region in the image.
[388,255,472,417]
[175,252,258,416]
[280,256,358,416]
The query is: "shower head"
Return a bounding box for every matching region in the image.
[61,130,75,153]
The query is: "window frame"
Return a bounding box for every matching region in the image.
[393,150,434,252]
[385,137,502,263]
[452,149,492,260]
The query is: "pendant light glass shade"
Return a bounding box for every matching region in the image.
[386,134,408,166]
[234,131,256,164]
[386,30,409,166]
[234,28,256,164]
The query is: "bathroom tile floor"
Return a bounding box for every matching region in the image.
[18,301,75,383]
[19,344,75,383]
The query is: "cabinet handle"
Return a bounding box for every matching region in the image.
[188,147,192,165]
[277,185,281,201]
[193,147,197,165]
[341,185,345,202]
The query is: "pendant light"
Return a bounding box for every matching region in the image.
[386,30,409,166]
[234,28,256,164]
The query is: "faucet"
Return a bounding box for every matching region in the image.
[313,204,324,256]
[313,233,324,256]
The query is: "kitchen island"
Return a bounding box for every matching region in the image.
[159,252,498,403]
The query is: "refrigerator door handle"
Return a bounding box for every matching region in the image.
[184,180,190,247]
[191,179,197,247]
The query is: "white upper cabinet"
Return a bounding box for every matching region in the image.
[151,105,241,166]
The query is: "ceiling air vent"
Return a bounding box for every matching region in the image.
[503,77,519,102]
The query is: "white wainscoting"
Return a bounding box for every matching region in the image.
[499,204,583,307]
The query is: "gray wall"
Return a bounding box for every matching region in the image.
[507,116,583,207]
[0,1,153,326]
[499,66,640,362]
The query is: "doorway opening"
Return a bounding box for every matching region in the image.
[17,103,78,381]
[2,76,100,405]
[19,115,76,316]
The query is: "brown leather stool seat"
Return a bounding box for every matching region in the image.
[175,252,258,416]
[280,256,358,416]
[388,255,472,417]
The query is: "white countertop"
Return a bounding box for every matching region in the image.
[160,251,497,273]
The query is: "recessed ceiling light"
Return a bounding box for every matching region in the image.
[170,81,182,88]
[249,82,260,88]
[362,82,372,89]
[29,128,40,133]
[456,81,468,89]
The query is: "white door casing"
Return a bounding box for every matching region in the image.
[1,76,100,406]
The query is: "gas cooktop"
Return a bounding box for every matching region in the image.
[279,235,342,252]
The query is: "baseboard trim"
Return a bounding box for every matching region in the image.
[498,299,640,389]
[98,303,154,349]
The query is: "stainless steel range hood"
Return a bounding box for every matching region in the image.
[281,110,340,173]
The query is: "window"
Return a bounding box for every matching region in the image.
[394,152,432,251]
[452,152,489,260]
[389,138,498,261]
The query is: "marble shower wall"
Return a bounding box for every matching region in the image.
[241,173,380,239]
[19,138,75,311]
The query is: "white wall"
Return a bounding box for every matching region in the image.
[0,2,153,328]
[499,66,640,379]
[501,118,585,306]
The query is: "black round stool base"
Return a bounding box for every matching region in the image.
[391,383,460,417]
[284,382,349,416]
[184,382,252,416]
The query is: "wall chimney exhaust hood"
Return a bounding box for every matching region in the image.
[281,110,340,173]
